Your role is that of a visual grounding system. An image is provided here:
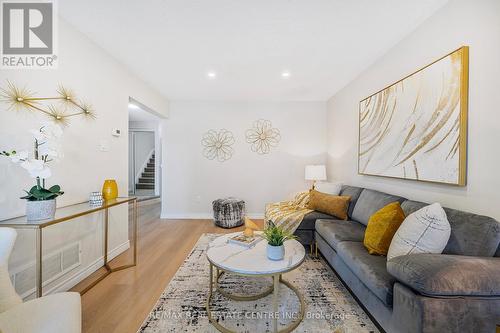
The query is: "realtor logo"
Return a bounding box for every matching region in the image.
[1,0,57,68]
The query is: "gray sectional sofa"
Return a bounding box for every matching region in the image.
[295,185,500,333]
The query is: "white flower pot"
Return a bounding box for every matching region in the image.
[267,244,285,261]
[26,199,56,221]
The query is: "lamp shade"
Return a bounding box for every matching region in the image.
[305,165,327,181]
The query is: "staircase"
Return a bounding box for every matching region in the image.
[136,153,155,190]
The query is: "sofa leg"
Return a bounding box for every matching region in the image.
[309,241,318,258]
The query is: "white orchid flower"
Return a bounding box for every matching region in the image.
[3,123,62,181]
[29,166,52,179]
[21,159,44,172]
[44,148,59,158]
[38,141,61,158]
[30,128,46,142]
[20,159,51,179]
[9,150,29,163]
[31,123,64,143]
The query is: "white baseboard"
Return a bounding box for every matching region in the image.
[160,212,264,219]
[45,240,131,295]
[160,213,212,219]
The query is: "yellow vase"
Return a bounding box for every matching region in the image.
[102,179,118,201]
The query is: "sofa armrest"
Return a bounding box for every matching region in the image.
[387,254,500,297]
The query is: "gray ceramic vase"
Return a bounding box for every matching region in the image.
[26,199,56,221]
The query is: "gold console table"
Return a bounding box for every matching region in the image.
[0,197,138,297]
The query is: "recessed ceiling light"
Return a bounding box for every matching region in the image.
[281,71,291,78]
[207,71,217,79]
[128,103,140,109]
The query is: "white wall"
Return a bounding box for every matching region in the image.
[326,0,500,219]
[0,18,168,297]
[161,101,327,218]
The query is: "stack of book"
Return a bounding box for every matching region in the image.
[228,233,261,248]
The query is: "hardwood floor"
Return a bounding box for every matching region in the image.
[71,199,263,333]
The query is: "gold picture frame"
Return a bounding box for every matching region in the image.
[358,46,469,186]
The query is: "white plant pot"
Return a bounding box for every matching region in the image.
[26,199,56,221]
[267,244,285,261]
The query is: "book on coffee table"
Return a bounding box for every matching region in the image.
[228,233,262,248]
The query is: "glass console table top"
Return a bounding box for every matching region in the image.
[0,197,136,228]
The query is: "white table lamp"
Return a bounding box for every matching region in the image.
[305,165,326,189]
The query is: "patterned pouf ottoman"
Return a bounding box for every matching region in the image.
[212,198,245,228]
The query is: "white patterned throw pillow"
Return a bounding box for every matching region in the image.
[315,182,342,195]
[387,203,451,261]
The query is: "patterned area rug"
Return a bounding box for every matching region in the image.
[139,234,378,333]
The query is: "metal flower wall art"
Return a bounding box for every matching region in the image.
[245,119,281,154]
[201,129,235,162]
[0,80,95,126]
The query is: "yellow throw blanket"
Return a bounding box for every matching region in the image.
[265,191,313,233]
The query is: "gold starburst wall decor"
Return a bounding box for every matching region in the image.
[0,80,96,126]
[201,129,235,162]
[245,119,281,154]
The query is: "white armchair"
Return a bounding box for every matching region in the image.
[0,228,81,333]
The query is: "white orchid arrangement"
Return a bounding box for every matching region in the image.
[1,123,64,201]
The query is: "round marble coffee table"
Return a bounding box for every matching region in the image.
[206,232,306,333]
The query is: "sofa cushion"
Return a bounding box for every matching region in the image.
[364,202,406,256]
[315,219,366,249]
[400,200,427,216]
[336,241,396,306]
[443,207,500,257]
[315,182,342,195]
[387,203,451,261]
[352,189,406,226]
[387,254,500,297]
[339,186,364,219]
[308,190,350,220]
[297,211,336,230]
[402,200,500,257]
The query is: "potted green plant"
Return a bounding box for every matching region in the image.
[262,221,297,261]
[1,123,64,220]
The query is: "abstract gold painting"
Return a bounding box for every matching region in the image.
[358,46,468,186]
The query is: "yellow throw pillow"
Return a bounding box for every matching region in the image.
[308,190,351,220]
[364,202,406,256]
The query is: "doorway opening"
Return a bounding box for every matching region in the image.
[128,98,163,201]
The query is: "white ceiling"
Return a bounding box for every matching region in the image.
[60,0,448,101]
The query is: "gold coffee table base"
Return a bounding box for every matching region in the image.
[206,264,306,333]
